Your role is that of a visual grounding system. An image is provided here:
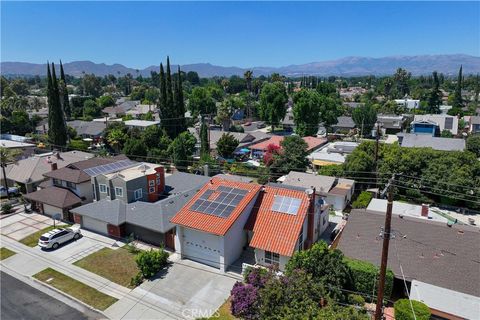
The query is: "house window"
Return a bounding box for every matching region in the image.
[265,251,279,265]
[156,178,161,185]
[298,227,304,251]
[66,181,76,189]
[107,187,110,196]
[149,186,155,193]
[115,187,123,197]
[134,188,143,200]
[53,179,62,186]
[99,184,107,193]
[149,180,155,187]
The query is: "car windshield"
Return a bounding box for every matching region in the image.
[40,236,50,241]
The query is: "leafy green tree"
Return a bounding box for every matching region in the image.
[0,147,21,190]
[10,110,33,135]
[48,63,68,146]
[97,95,115,108]
[440,129,453,138]
[271,136,309,174]
[352,104,377,137]
[83,99,102,118]
[144,88,159,104]
[9,79,29,96]
[135,249,169,278]
[107,128,128,153]
[123,139,148,160]
[427,71,442,114]
[351,191,373,208]
[319,95,341,136]
[59,61,71,119]
[82,74,102,97]
[285,242,350,301]
[174,66,187,135]
[258,82,288,132]
[216,133,239,159]
[466,135,480,157]
[316,82,337,97]
[292,89,321,136]
[200,119,209,158]
[168,131,196,170]
[188,87,215,117]
[393,68,411,97]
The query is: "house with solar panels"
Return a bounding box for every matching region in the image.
[170,177,330,272]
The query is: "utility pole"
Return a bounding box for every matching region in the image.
[374,122,380,165]
[375,175,395,320]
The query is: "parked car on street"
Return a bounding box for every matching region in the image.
[38,224,82,250]
[0,186,19,198]
[256,122,266,129]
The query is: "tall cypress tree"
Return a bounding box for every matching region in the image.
[166,56,173,112]
[159,63,167,113]
[59,60,71,120]
[427,71,441,114]
[452,65,464,109]
[176,66,187,134]
[48,63,68,146]
[200,118,209,158]
[46,62,53,132]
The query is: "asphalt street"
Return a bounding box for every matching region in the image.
[0,271,103,320]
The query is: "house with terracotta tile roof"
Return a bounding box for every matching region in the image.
[170,178,330,272]
[248,135,327,155]
[245,184,330,270]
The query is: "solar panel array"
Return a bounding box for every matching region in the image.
[84,159,137,177]
[271,196,302,215]
[190,186,248,218]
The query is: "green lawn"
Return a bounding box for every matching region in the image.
[207,299,236,320]
[34,268,117,310]
[19,226,58,247]
[74,247,139,288]
[0,247,16,260]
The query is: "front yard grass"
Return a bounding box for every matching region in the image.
[0,247,16,260]
[19,225,57,247]
[74,247,139,288]
[207,299,236,320]
[33,268,118,310]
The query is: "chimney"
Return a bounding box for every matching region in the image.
[421,204,429,217]
[51,162,58,171]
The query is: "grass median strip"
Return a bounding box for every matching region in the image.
[0,247,16,260]
[74,247,139,288]
[19,226,58,247]
[33,268,117,310]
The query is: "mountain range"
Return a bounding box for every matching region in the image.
[1,54,479,78]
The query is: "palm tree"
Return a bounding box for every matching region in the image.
[0,147,21,191]
[107,129,127,154]
[244,70,253,119]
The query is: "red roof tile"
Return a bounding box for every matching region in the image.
[245,185,310,257]
[170,178,262,236]
[249,136,327,152]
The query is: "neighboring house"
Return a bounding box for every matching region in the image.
[411,114,458,136]
[335,210,480,298]
[92,162,165,204]
[125,104,157,118]
[468,116,480,134]
[66,120,106,140]
[124,120,160,131]
[170,178,330,272]
[245,184,330,270]
[103,100,139,118]
[282,107,295,132]
[71,172,210,247]
[376,114,406,133]
[394,98,420,110]
[331,116,355,133]
[171,178,262,272]
[397,133,466,151]
[410,280,480,320]
[308,141,359,169]
[5,151,94,193]
[366,198,448,222]
[0,135,36,160]
[281,171,355,210]
[249,135,327,156]
[439,105,452,115]
[189,129,270,155]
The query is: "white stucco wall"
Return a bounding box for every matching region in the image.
[254,248,290,271]
[43,204,62,217]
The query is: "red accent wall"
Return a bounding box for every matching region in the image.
[146,166,165,202]
[73,214,82,224]
[107,224,125,238]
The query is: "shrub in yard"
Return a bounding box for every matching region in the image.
[345,258,394,301]
[243,267,270,288]
[130,272,144,287]
[230,282,259,319]
[394,299,431,320]
[135,249,169,278]
[1,203,12,215]
[347,294,365,306]
[351,191,373,209]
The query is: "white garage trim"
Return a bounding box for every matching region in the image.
[182,228,221,269]
[82,216,108,235]
[43,204,63,218]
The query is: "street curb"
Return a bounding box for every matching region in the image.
[31,276,110,319]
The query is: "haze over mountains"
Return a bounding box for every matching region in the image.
[2,54,479,78]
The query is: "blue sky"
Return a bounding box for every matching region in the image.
[1,1,479,68]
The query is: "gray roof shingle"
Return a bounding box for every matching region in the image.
[399,133,466,151]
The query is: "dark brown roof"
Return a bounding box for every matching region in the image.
[24,186,82,208]
[336,210,480,297]
[43,156,128,183]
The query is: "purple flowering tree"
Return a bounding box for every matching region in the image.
[230,282,259,319]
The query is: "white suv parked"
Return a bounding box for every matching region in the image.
[38,224,82,249]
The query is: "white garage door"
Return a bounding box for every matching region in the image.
[43,204,62,218]
[183,229,220,269]
[82,216,108,235]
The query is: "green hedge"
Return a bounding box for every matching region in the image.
[394,299,430,320]
[345,258,394,301]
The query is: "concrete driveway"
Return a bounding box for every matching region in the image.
[0,212,55,241]
[105,256,237,320]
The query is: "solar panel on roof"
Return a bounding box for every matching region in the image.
[189,185,248,218]
[84,159,137,177]
[272,196,302,215]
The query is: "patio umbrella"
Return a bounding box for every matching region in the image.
[240,148,250,153]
